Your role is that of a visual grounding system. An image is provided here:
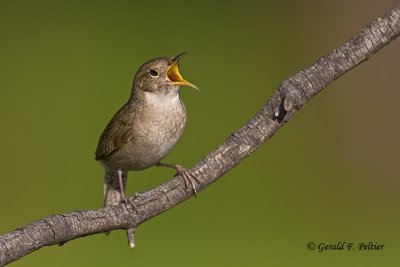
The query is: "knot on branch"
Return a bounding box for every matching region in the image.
[269,79,308,122]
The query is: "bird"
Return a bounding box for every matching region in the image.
[95,52,199,207]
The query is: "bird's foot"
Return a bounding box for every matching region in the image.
[175,165,200,197]
[119,191,129,209]
[126,193,142,213]
[155,162,200,197]
[133,192,142,200]
[120,194,127,203]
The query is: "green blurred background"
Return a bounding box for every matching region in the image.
[1,0,399,266]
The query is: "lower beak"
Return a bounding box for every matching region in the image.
[166,55,199,90]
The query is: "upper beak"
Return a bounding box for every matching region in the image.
[167,52,199,90]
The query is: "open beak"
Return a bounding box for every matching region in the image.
[167,52,199,90]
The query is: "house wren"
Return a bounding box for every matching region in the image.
[95,52,199,207]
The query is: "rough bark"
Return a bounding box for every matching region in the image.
[1,5,399,266]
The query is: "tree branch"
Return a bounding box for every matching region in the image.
[1,5,399,266]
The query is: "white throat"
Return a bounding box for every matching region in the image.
[143,91,180,108]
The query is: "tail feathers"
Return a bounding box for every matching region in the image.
[104,167,127,207]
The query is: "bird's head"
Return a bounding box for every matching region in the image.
[132,52,198,95]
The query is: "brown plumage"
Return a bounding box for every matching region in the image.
[96,53,198,207]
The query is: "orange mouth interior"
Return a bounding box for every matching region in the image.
[167,62,184,83]
[166,61,199,90]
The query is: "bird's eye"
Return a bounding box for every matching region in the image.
[149,69,159,77]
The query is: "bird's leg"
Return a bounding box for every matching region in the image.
[117,171,136,249]
[117,169,127,203]
[115,170,141,213]
[155,162,200,196]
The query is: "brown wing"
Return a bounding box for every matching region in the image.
[95,103,135,160]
